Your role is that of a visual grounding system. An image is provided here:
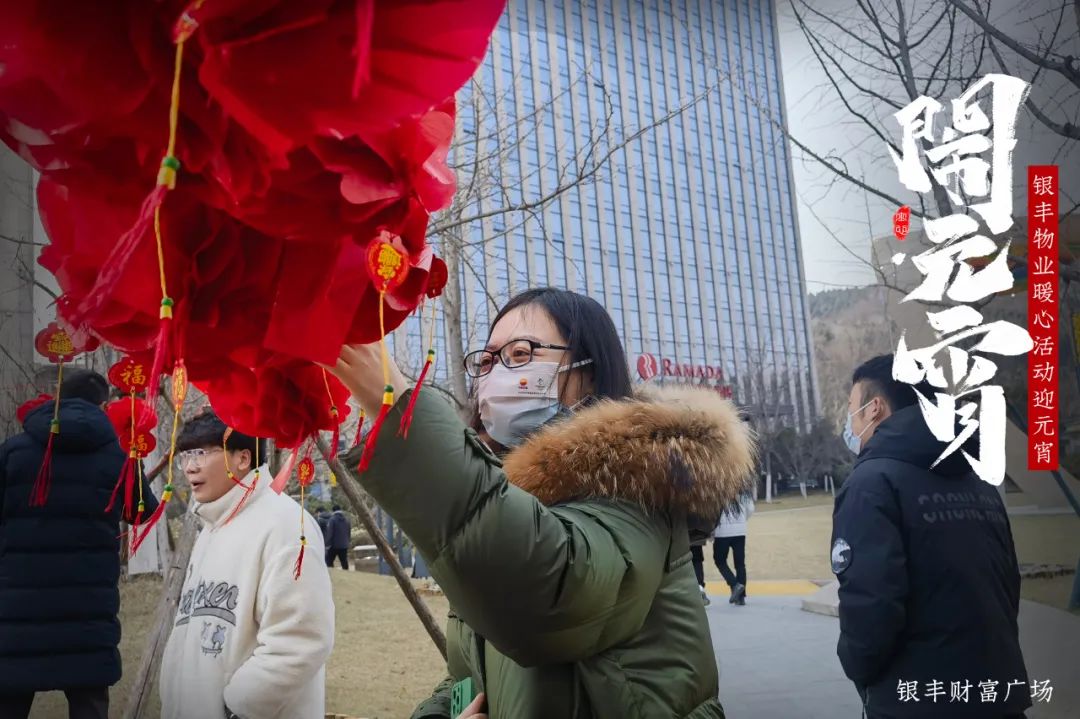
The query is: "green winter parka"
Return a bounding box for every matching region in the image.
[345,384,756,719]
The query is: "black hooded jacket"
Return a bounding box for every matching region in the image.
[0,398,158,692]
[832,405,1029,719]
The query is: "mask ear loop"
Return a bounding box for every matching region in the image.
[850,398,878,439]
[553,358,596,412]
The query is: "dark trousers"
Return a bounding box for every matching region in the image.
[713,535,747,588]
[690,544,705,586]
[0,687,108,719]
[326,547,349,570]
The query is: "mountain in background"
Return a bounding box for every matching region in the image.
[808,283,1079,479]
[809,285,900,427]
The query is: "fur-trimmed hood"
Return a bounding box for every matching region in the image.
[503,385,758,520]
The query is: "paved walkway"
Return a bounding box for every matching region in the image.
[706,591,1080,719]
[707,594,862,718]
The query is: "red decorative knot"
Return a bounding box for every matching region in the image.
[297,457,315,487]
[365,232,409,292]
[35,323,74,363]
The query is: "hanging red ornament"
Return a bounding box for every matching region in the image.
[104,395,157,534]
[29,322,79,507]
[108,355,151,396]
[292,450,317,580]
[357,232,409,472]
[131,360,187,554]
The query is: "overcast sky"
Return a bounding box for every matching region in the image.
[775,0,1080,294]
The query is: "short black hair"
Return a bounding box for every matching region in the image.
[852,354,934,412]
[467,287,633,430]
[176,410,264,465]
[60,368,109,405]
[332,504,341,511]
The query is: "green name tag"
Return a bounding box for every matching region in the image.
[450,677,476,716]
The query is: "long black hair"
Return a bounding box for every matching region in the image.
[467,287,633,431]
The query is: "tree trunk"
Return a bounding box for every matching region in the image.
[123,513,199,719]
[765,453,773,503]
[315,438,447,659]
[440,235,469,416]
[267,438,281,476]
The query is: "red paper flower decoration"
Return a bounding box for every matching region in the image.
[17,394,53,425]
[0,0,506,448]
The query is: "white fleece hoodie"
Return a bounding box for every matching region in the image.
[160,466,334,719]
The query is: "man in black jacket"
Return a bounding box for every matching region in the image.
[834,354,1029,719]
[324,505,352,570]
[0,369,158,719]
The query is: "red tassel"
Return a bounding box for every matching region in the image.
[293,538,307,581]
[399,351,434,439]
[130,501,163,555]
[131,482,174,555]
[358,397,392,472]
[144,314,173,419]
[71,185,168,327]
[105,456,137,514]
[222,472,258,526]
[329,422,341,461]
[129,501,145,554]
[29,429,58,507]
[352,410,366,448]
[270,447,299,493]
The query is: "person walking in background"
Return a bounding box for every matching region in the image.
[713,493,754,605]
[834,354,1029,719]
[325,504,351,570]
[316,506,331,537]
[0,369,158,719]
[689,515,714,606]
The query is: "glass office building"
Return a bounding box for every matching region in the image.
[401,0,819,429]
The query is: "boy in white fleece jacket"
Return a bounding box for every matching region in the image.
[160,412,334,719]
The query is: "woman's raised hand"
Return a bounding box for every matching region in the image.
[324,343,409,417]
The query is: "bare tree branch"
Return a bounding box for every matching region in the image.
[948,0,1080,87]
[429,85,714,237]
[0,232,46,248]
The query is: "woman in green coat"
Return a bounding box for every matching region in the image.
[329,288,756,718]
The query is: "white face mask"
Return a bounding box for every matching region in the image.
[477,359,592,448]
[842,399,875,455]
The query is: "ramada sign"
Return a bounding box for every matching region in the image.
[637,354,733,398]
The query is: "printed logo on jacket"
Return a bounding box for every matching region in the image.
[177,576,241,628]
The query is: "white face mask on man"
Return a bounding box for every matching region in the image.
[477,359,592,448]
[842,399,875,455]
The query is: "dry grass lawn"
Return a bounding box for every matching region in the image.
[27,571,448,719]
[704,494,1080,609]
[25,495,1078,718]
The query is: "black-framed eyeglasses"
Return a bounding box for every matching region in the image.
[463,339,570,378]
